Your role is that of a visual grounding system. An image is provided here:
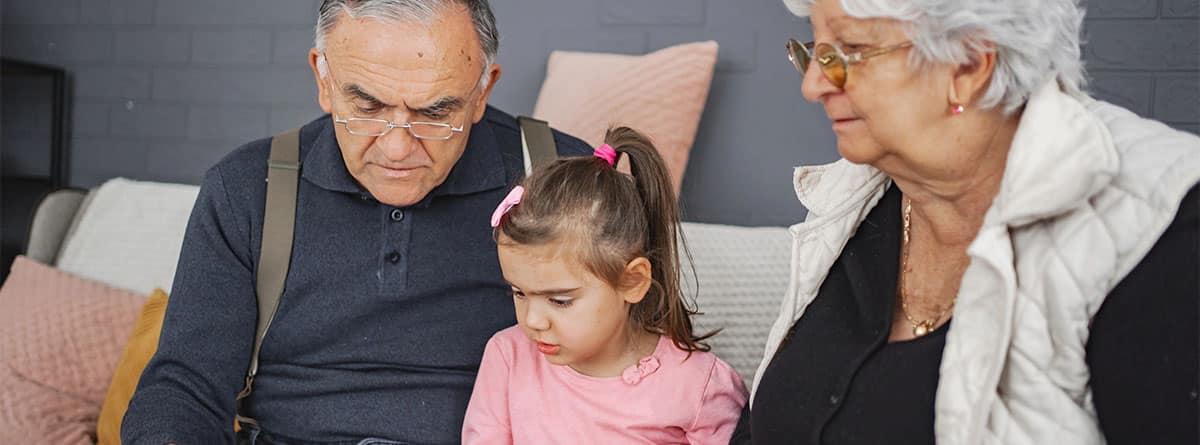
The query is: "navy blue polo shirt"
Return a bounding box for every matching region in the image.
[123,106,591,444]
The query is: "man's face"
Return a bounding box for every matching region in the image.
[309,6,502,207]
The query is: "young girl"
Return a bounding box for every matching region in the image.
[462,127,747,444]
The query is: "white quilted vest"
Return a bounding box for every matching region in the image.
[751,81,1200,444]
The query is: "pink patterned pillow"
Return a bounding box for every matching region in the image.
[0,256,146,443]
[533,41,719,194]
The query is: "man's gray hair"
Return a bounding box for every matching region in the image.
[783,0,1088,114]
[314,0,499,87]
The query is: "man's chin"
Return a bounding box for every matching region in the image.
[353,168,442,206]
[368,183,433,207]
[375,194,427,207]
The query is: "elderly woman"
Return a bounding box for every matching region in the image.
[733,0,1199,444]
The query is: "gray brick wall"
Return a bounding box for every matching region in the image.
[0,0,1197,226]
[0,0,325,189]
[1085,0,1200,134]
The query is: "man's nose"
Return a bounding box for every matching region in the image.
[375,125,421,162]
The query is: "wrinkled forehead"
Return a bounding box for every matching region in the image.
[323,11,484,86]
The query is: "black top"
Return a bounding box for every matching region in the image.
[823,321,948,444]
[733,184,1199,445]
[122,107,592,445]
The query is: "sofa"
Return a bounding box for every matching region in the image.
[2,176,791,442]
[3,39,792,442]
[28,176,791,381]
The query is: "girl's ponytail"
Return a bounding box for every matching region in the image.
[605,127,711,353]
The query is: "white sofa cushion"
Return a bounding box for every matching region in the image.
[47,178,791,382]
[682,222,791,383]
[56,178,200,295]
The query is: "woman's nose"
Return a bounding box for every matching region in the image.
[800,62,839,103]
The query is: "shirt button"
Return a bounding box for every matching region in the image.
[386,251,401,264]
[829,395,840,405]
[390,208,405,222]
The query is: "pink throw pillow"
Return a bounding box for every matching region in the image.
[0,256,146,443]
[533,41,719,194]
[0,367,97,445]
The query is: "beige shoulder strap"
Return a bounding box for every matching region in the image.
[236,126,301,426]
[518,116,558,173]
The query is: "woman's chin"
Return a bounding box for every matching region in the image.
[836,140,885,165]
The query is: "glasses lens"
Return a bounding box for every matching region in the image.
[409,123,453,140]
[813,43,847,88]
[786,39,812,74]
[344,119,390,136]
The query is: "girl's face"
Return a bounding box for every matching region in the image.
[497,239,650,377]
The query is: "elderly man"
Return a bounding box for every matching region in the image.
[122,1,590,443]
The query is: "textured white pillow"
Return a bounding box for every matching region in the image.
[56,178,200,295]
[681,222,792,384]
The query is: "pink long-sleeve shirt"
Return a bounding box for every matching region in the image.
[462,326,747,444]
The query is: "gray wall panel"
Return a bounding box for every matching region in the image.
[0,0,1196,227]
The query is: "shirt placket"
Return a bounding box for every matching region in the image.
[377,204,412,295]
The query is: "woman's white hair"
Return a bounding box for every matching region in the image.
[783,0,1088,113]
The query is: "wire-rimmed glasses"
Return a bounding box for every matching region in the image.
[333,115,465,140]
[786,38,913,88]
[320,51,471,141]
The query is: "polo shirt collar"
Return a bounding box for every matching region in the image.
[301,117,365,195]
[431,108,507,198]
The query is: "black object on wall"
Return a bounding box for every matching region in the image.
[1,58,71,280]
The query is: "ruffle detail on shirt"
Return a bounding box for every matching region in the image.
[620,356,661,385]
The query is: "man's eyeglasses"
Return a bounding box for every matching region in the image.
[321,52,471,140]
[334,115,465,140]
[786,39,913,89]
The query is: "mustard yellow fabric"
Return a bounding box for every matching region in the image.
[96,288,168,445]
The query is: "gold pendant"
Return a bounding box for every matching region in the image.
[913,321,932,337]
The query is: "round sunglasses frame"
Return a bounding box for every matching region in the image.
[786,38,913,89]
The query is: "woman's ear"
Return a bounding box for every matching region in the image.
[618,257,653,304]
[950,41,997,108]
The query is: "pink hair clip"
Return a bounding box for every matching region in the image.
[593,143,617,166]
[490,186,525,228]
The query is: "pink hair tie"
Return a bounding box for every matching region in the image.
[490,186,524,228]
[593,143,617,166]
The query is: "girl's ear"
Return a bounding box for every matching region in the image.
[618,257,653,304]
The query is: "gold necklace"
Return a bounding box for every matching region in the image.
[899,197,954,337]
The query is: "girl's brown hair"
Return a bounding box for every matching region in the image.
[494,127,712,352]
